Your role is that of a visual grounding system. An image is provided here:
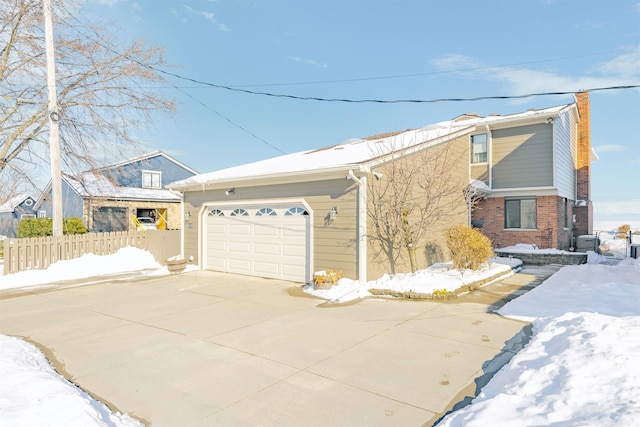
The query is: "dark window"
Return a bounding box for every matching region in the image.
[230,208,249,216]
[208,209,224,216]
[471,134,488,164]
[505,198,536,229]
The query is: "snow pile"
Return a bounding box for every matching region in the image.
[305,258,517,303]
[437,257,640,426]
[598,238,629,258]
[0,335,143,427]
[438,312,640,427]
[498,258,640,321]
[0,247,167,291]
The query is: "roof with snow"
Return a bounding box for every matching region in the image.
[169,103,574,190]
[63,173,180,201]
[0,194,32,213]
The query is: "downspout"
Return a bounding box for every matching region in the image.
[347,170,367,284]
[485,124,492,190]
[169,188,184,259]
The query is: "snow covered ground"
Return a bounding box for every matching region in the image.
[437,255,640,427]
[305,257,521,303]
[1,247,639,426]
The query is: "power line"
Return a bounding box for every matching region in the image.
[230,51,625,88]
[58,4,287,155]
[59,4,640,106]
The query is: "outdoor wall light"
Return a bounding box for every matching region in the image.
[329,206,339,220]
[225,188,235,196]
[372,171,383,181]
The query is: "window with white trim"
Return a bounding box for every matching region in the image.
[470,133,488,164]
[208,209,224,216]
[20,214,36,220]
[505,198,536,229]
[39,210,47,218]
[142,170,162,189]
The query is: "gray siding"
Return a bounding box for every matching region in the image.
[183,178,359,280]
[491,124,553,189]
[39,180,84,220]
[554,109,577,199]
[104,154,196,188]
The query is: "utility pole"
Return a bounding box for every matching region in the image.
[43,0,63,236]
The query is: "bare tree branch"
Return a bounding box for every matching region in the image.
[0,0,175,194]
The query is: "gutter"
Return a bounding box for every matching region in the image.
[347,169,367,285]
[169,165,369,192]
[168,188,185,259]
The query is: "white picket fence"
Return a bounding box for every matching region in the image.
[3,231,147,275]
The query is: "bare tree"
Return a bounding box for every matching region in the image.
[0,0,175,191]
[368,135,469,273]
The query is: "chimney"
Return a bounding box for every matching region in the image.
[574,92,593,235]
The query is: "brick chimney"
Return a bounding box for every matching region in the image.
[574,92,593,235]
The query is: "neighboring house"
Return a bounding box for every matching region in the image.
[36,151,198,232]
[0,194,38,238]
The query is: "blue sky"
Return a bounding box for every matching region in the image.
[82,0,640,229]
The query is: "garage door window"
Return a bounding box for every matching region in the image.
[208,209,224,216]
[256,208,277,216]
[231,208,249,216]
[285,207,308,216]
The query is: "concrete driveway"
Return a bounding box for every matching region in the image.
[0,269,552,426]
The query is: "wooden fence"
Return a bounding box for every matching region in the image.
[3,231,147,275]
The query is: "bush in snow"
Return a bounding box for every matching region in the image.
[616,224,631,240]
[445,225,493,270]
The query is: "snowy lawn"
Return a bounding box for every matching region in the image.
[437,255,640,427]
[304,257,521,303]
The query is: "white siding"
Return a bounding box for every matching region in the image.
[554,109,577,200]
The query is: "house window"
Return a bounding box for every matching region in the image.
[39,210,47,218]
[285,207,309,216]
[505,198,536,229]
[563,198,568,229]
[230,208,249,216]
[256,208,277,216]
[470,134,488,164]
[142,170,162,189]
[208,209,224,216]
[20,214,36,220]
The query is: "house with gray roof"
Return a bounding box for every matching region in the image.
[36,151,198,232]
[0,194,38,238]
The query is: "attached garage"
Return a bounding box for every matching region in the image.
[203,203,311,282]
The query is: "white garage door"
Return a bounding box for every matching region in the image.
[205,205,310,282]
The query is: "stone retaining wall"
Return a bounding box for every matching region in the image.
[494,250,587,266]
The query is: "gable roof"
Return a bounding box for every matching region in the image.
[169,103,576,191]
[95,151,199,175]
[61,173,181,202]
[0,194,33,213]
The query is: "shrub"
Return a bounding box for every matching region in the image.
[616,224,631,239]
[445,225,493,270]
[17,217,88,238]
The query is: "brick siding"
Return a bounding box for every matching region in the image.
[472,195,573,249]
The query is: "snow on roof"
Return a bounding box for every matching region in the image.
[0,194,31,213]
[65,173,180,201]
[170,103,573,189]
